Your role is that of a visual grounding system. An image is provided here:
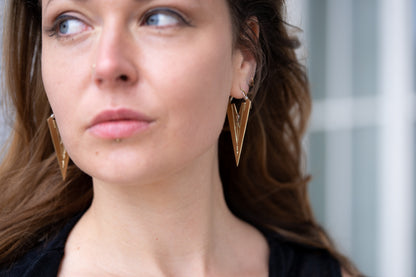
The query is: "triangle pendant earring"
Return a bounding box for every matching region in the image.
[227,92,252,166]
[47,114,69,180]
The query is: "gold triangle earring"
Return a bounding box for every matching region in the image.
[227,88,252,166]
[47,114,69,181]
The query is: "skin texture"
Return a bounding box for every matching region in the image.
[41,0,268,276]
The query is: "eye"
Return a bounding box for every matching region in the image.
[58,17,87,35]
[143,9,187,27]
[46,15,89,38]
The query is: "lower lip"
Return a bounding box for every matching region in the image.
[88,120,150,139]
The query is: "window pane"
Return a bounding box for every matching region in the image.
[307,131,327,225]
[351,126,378,276]
[414,0,416,92]
[307,0,328,100]
[352,0,379,97]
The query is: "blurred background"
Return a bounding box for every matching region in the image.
[287,0,415,276]
[0,3,7,147]
[1,0,415,276]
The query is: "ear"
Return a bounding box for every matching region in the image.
[231,17,259,99]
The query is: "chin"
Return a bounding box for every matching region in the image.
[88,162,171,187]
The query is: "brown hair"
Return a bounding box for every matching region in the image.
[0,0,359,275]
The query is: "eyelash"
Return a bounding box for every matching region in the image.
[141,8,191,27]
[45,14,81,38]
[45,8,191,39]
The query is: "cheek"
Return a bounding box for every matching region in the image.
[41,39,89,108]
[41,43,89,156]
[147,41,233,148]
[42,55,83,108]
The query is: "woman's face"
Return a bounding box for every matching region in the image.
[41,0,254,185]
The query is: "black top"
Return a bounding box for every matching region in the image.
[0,213,341,277]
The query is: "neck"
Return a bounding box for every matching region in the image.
[64,149,268,276]
[89,154,229,258]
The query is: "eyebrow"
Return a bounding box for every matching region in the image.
[46,0,87,9]
[46,0,153,8]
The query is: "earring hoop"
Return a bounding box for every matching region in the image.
[240,88,249,100]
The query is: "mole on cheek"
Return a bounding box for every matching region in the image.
[95,152,99,156]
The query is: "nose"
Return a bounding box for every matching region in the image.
[93,25,138,88]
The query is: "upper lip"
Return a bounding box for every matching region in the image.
[88,108,153,128]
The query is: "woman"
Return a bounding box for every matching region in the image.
[0,0,359,276]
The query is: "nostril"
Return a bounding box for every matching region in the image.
[119,75,129,82]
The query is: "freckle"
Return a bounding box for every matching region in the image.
[95,151,99,156]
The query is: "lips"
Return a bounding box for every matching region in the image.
[88,109,153,139]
